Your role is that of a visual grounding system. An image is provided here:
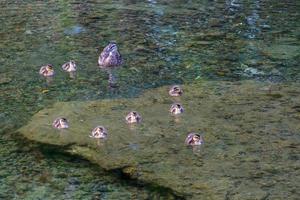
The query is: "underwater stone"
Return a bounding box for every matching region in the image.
[263,44,299,60]
[18,81,300,199]
[0,73,12,84]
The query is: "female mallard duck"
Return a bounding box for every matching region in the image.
[169,85,183,97]
[62,60,77,72]
[52,117,69,129]
[126,111,142,124]
[98,42,122,68]
[185,133,203,146]
[170,103,184,115]
[39,64,55,77]
[90,126,108,139]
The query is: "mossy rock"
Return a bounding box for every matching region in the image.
[263,44,300,60]
[18,81,300,199]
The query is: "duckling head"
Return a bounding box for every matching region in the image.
[62,60,76,72]
[185,133,203,146]
[125,111,142,124]
[90,126,108,139]
[170,103,184,115]
[169,85,183,97]
[40,64,55,77]
[52,117,69,129]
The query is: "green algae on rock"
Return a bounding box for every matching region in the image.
[18,81,300,199]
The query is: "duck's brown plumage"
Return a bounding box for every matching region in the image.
[98,42,122,68]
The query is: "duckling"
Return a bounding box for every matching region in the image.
[185,133,203,146]
[98,42,122,68]
[39,64,55,77]
[52,117,69,129]
[125,111,142,124]
[62,60,77,72]
[169,85,183,97]
[90,126,108,139]
[170,103,184,115]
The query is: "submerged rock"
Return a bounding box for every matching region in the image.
[0,73,12,84]
[263,44,299,60]
[18,81,300,199]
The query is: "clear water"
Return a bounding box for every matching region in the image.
[0,0,299,199]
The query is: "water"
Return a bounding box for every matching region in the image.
[0,0,299,199]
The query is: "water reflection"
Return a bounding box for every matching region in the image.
[226,0,242,11]
[64,25,86,35]
[245,0,261,39]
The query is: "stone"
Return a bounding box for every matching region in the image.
[18,81,300,199]
[263,44,299,60]
[0,73,12,84]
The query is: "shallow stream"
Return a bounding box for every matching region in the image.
[1,0,299,199]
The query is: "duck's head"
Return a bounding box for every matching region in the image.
[185,133,203,146]
[52,117,69,129]
[169,85,183,97]
[170,103,184,115]
[126,111,142,124]
[90,126,108,139]
[106,42,118,52]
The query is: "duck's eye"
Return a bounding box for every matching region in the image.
[194,135,200,140]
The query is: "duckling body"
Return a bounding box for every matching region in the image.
[169,85,183,97]
[170,103,184,115]
[62,60,77,72]
[52,118,69,129]
[185,133,203,146]
[90,126,108,139]
[39,64,55,77]
[98,42,122,68]
[126,111,142,124]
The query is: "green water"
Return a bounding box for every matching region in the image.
[1,0,299,199]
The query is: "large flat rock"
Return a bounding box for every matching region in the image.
[18,81,300,199]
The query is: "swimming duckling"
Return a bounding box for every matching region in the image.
[90,126,108,139]
[185,133,203,146]
[62,60,77,78]
[39,64,55,77]
[52,117,69,129]
[169,85,183,97]
[62,60,77,72]
[125,111,142,124]
[98,42,122,68]
[170,103,184,115]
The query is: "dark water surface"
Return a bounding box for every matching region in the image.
[0,0,299,199]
